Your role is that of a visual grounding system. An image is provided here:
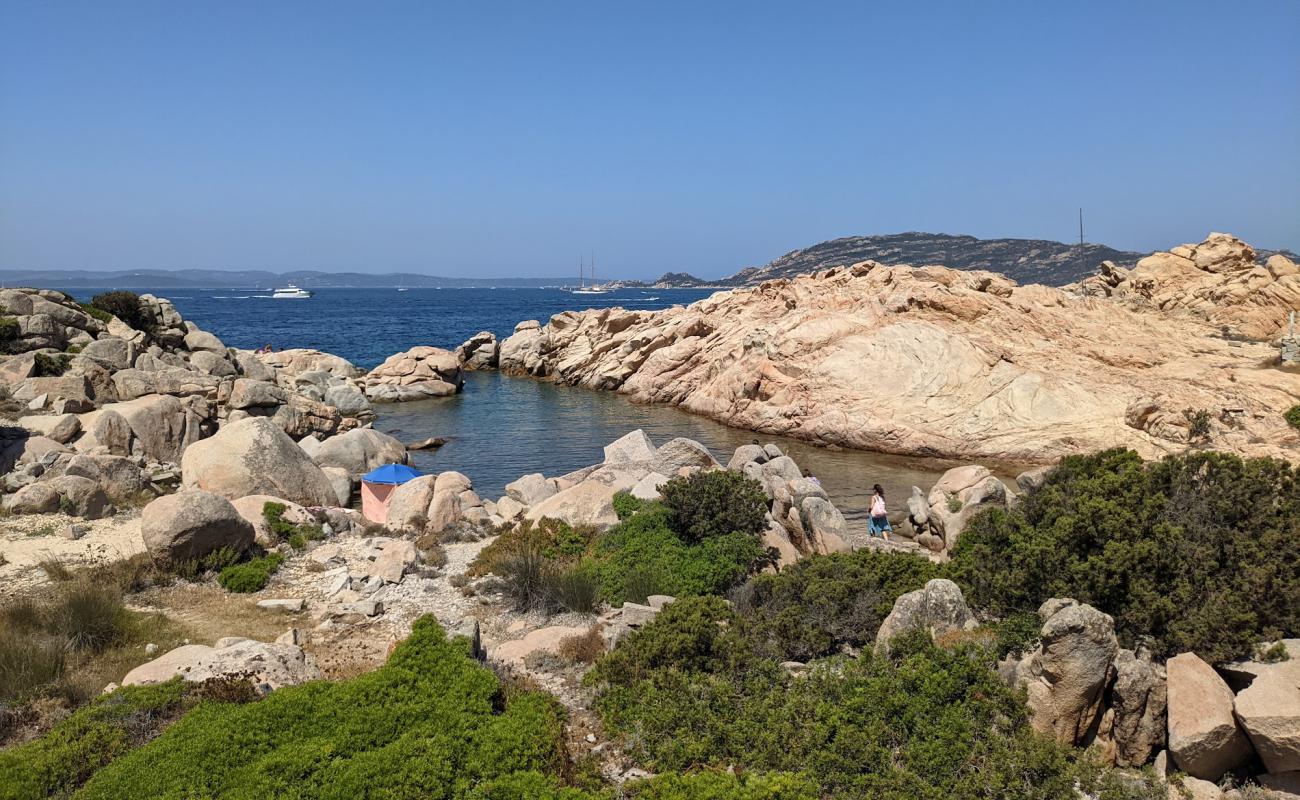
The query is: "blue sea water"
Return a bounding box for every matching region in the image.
[133,287,714,369]
[65,286,974,527]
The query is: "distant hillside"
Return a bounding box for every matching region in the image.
[724,233,1144,286]
[0,268,571,290]
[722,233,1300,288]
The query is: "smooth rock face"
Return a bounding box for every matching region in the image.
[505,472,557,506]
[1225,640,1300,773]
[525,478,623,528]
[1167,652,1254,780]
[44,475,111,519]
[384,474,437,532]
[121,638,320,695]
[496,235,1300,463]
[652,437,720,474]
[181,417,338,507]
[630,471,669,501]
[18,413,81,444]
[490,625,590,667]
[603,429,658,465]
[141,489,255,562]
[311,428,407,477]
[800,496,851,554]
[1015,600,1119,746]
[875,578,977,654]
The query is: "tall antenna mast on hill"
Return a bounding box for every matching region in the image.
[1079,208,1085,246]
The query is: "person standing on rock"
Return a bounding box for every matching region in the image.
[868,484,892,540]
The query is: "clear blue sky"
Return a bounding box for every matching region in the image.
[2,0,1297,279]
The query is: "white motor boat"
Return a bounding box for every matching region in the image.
[272,284,313,299]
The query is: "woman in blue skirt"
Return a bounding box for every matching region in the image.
[868,484,892,540]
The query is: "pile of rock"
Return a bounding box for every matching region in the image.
[1075,232,1300,342]
[363,345,464,402]
[481,429,856,569]
[456,331,499,370]
[904,464,1011,554]
[382,469,493,535]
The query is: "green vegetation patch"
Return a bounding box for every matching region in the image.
[32,352,71,377]
[658,469,768,543]
[1286,405,1300,431]
[88,291,148,332]
[586,596,1152,800]
[948,448,1300,664]
[731,549,941,662]
[217,552,284,593]
[62,617,574,799]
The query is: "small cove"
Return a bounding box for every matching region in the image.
[75,286,1018,528]
[376,370,987,526]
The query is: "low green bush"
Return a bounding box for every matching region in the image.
[0,316,18,352]
[1286,405,1300,431]
[658,470,768,543]
[88,291,148,332]
[470,518,597,578]
[217,552,284,593]
[62,617,579,799]
[731,549,940,661]
[612,490,643,520]
[0,680,188,799]
[585,504,768,605]
[78,303,113,324]
[949,448,1300,664]
[586,597,1136,799]
[32,352,71,377]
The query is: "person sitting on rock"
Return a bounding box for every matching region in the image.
[802,468,821,488]
[868,484,892,540]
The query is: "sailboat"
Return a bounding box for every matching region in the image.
[571,252,609,295]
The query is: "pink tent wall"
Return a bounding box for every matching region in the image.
[361,481,396,524]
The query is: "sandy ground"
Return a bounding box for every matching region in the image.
[0,510,146,598]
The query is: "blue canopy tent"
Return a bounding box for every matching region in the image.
[360,463,422,523]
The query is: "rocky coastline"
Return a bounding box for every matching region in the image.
[1,258,1297,798]
[493,233,1300,465]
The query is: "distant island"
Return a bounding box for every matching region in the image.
[6,232,1295,291]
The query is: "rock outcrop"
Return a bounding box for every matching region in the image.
[495,234,1299,463]
[1076,233,1300,342]
[121,637,320,695]
[363,346,463,402]
[141,489,255,562]
[1167,652,1254,780]
[1222,640,1300,774]
[1013,599,1120,746]
[180,417,338,507]
[874,578,977,653]
[456,331,499,370]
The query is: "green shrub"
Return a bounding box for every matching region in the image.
[217,552,284,593]
[949,448,1300,663]
[0,679,187,799]
[586,504,767,605]
[88,291,148,331]
[1286,405,1300,431]
[32,352,71,377]
[658,470,768,543]
[61,617,578,799]
[470,517,597,578]
[0,316,18,351]
[50,582,129,652]
[588,600,1089,799]
[730,549,941,662]
[78,303,113,324]
[992,611,1043,659]
[1182,408,1212,442]
[545,565,599,614]
[497,543,552,611]
[612,490,643,520]
[1257,641,1290,663]
[0,631,67,705]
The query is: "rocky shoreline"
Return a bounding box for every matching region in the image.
[490,233,1300,465]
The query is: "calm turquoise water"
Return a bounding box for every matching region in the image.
[63,286,976,527]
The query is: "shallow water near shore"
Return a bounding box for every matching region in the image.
[378,371,985,529]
